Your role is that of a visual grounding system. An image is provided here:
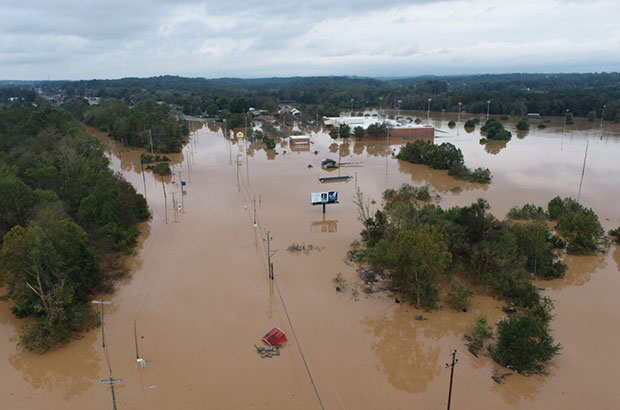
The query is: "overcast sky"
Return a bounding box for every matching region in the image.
[1,0,619,80]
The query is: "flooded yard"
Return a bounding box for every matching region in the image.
[1,113,619,410]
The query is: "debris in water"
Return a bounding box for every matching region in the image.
[255,345,280,358]
[262,327,288,346]
[414,315,427,321]
[395,298,400,304]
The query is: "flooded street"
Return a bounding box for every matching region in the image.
[1,113,620,410]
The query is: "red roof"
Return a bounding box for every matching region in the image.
[262,327,287,346]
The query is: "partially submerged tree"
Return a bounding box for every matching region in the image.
[384,226,451,309]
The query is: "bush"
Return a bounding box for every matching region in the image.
[587,111,596,122]
[538,123,547,129]
[609,228,620,244]
[565,112,574,125]
[507,204,548,220]
[491,301,560,374]
[547,196,606,254]
[471,316,492,347]
[516,118,529,131]
[353,126,365,139]
[446,281,474,310]
[150,162,171,176]
[464,119,476,128]
[480,119,512,140]
[448,120,456,127]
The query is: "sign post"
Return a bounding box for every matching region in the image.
[311,191,338,214]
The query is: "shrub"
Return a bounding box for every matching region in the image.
[491,301,560,374]
[471,316,492,347]
[480,119,512,140]
[547,197,606,254]
[516,118,530,131]
[587,111,596,122]
[464,119,476,128]
[150,162,171,176]
[446,281,474,310]
[507,204,548,220]
[609,228,620,244]
[448,120,456,127]
[537,123,547,129]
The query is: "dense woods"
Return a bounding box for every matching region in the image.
[0,105,149,351]
[63,98,188,152]
[8,72,618,121]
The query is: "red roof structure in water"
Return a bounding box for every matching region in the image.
[262,327,287,346]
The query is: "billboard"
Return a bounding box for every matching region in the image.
[311,191,338,205]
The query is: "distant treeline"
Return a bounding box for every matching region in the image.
[0,105,150,352]
[63,99,189,153]
[12,72,620,121]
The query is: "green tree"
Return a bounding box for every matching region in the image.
[516,118,529,130]
[492,301,560,374]
[1,206,101,351]
[339,123,351,138]
[353,126,365,139]
[386,226,451,309]
[329,128,339,139]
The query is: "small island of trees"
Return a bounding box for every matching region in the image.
[352,186,608,373]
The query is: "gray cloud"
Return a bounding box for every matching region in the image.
[0,0,619,79]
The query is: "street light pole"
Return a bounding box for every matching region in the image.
[486,100,491,121]
[600,104,607,129]
[397,99,402,117]
[427,98,432,123]
[350,98,354,116]
[458,102,462,123]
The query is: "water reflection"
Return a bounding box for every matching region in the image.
[397,160,487,193]
[310,215,338,233]
[483,140,508,155]
[542,254,607,290]
[8,332,101,400]
[362,307,441,393]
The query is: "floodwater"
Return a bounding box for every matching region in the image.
[1,113,619,410]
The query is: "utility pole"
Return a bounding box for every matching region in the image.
[186,150,191,181]
[486,100,491,121]
[445,350,458,410]
[172,191,178,222]
[134,320,146,368]
[577,140,590,202]
[91,300,112,348]
[253,196,257,227]
[100,369,123,410]
[265,230,277,280]
[161,180,168,224]
[140,157,147,198]
[149,129,154,154]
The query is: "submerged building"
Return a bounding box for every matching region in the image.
[323,116,434,138]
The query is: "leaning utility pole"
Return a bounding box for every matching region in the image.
[100,369,123,410]
[91,300,112,347]
[445,350,458,410]
[577,140,590,202]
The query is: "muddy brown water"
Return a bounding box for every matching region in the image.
[1,114,619,409]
